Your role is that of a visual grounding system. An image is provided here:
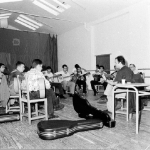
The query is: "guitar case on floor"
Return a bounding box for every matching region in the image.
[37,92,115,140]
[37,119,103,140]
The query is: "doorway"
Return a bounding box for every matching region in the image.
[96,54,110,74]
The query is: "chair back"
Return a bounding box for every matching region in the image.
[14,78,19,94]
[16,75,22,100]
[17,75,46,100]
[38,78,45,98]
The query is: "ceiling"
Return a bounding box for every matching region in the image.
[0,0,142,35]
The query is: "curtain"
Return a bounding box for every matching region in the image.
[0,28,58,72]
[47,34,58,73]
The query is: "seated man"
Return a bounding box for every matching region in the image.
[101,56,135,114]
[55,64,75,97]
[0,63,10,108]
[100,65,118,100]
[129,64,144,83]
[43,66,66,99]
[74,66,87,95]
[8,61,25,106]
[24,59,64,119]
[90,65,108,96]
[129,63,146,107]
[9,61,25,96]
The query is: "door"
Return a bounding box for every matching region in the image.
[96,54,110,74]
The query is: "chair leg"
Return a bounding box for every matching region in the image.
[20,102,23,121]
[45,100,48,120]
[35,103,38,116]
[22,103,25,113]
[28,103,31,125]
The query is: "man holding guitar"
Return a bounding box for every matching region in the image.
[55,64,75,97]
[73,66,90,95]
[90,65,108,96]
[24,59,64,119]
[43,66,66,99]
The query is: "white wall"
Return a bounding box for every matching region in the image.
[58,25,91,71]
[92,0,150,83]
[58,0,150,87]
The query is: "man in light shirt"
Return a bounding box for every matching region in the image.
[24,59,64,119]
[55,64,75,96]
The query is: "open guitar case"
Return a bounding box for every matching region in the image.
[37,92,116,140]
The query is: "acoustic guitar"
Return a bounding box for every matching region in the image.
[77,72,90,81]
[57,73,74,83]
[45,74,62,82]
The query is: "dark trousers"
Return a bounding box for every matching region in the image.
[128,91,144,113]
[76,80,87,93]
[51,82,64,95]
[29,89,57,116]
[90,80,107,93]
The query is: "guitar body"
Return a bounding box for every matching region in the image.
[37,119,103,140]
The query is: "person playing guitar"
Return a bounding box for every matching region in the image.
[23,59,64,119]
[74,66,89,95]
[43,66,66,99]
[55,64,75,97]
[90,65,108,96]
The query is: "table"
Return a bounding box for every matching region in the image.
[112,83,150,134]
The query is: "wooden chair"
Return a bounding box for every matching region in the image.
[17,75,48,125]
[6,78,20,113]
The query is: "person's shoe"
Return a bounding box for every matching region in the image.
[100,95,107,100]
[54,104,64,111]
[48,114,59,119]
[59,95,67,99]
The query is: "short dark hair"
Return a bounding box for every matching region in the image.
[99,65,104,69]
[0,63,5,68]
[46,66,53,73]
[32,59,42,68]
[115,56,125,65]
[75,64,80,68]
[77,66,81,69]
[62,64,68,68]
[16,61,24,67]
[96,64,100,69]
